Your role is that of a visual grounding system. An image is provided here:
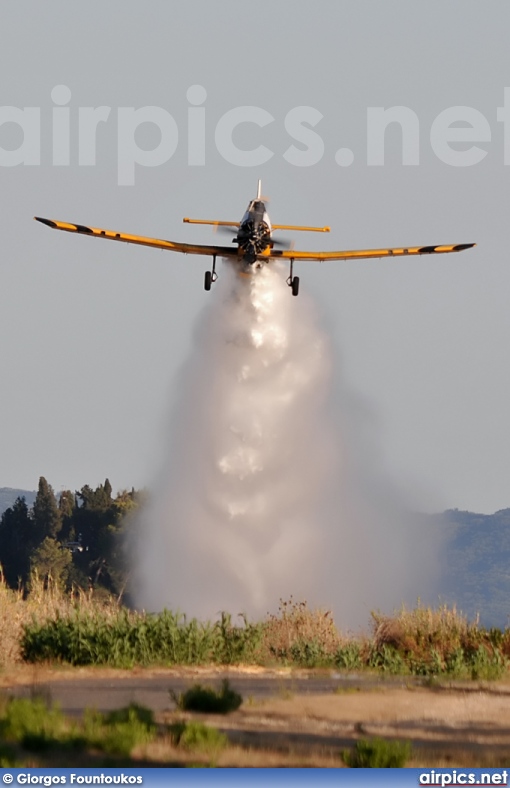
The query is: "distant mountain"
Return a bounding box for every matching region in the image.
[437,508,510,629]
[0,487,36,514]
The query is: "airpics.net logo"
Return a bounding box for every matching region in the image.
[1,84,510,185]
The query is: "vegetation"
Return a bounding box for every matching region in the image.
[0,580,500,678]
[169,721,228,753]
[171,680,242,714]
[0,571,119,666]
[0,697,156,760]
[21,609,263,668]
[0,478,510,679]
[263,596,340,667]
[0,477,139,602]
[342,737,412,768]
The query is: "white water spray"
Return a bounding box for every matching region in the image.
[135,262,441,627]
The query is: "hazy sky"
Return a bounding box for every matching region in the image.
[1,0,509,513]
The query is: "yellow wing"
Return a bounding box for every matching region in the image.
[266,243,475,261]
[34,217,238,258]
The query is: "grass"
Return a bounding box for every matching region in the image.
[81,704,156,756]
[0,690,509,768]
[370,604,510,678]
[0,697,156,758]
[171,680,243,714]
[20,607,263,668]
[0,570,121,666]
[262,597,341,667]
[0,693,343,767]
[0,696,67,751]
[0,573,507,680]
[169,721,228,753]
[342,737,412,767]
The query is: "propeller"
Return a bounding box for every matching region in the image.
[215,224,292,249]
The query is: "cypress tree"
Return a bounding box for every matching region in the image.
[0,497,33,587]
[33,477,62,539]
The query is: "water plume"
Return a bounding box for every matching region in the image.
[134,261,441,629]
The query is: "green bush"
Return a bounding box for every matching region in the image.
[0,743,18,767]
[335,642,363,670]
[170,721,227,752]
[0,697,156,758]
[368,645,407,674]
[171,679,242,714]
[21,609,262,667]
[342,737,412,768]
[16,598,510,679]
[0,697,67,751]
[81,704,156,756]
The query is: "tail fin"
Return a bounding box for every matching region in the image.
[257,179,262,200]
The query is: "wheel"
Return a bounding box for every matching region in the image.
[291,276,300,297]
[204,270,212,291]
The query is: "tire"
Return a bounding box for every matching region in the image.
[291,276,300,297]
[204,270,212,291]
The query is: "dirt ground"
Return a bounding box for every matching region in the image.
[2,666,510,765]
[213,685,510,762]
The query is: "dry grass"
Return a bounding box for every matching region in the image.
[1,575,509,680]
[261,597,342,664]
[0,570,119,667]
[371,602,510,673]
[373,603,473,652]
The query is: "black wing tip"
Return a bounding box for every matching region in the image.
[34,216,57,229]
[419,242,476,254]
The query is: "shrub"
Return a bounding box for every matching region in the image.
[262,597,342,666]
[0,697,156,758]
[335,642,363,670]
[342,737,412,768]
[0,743,18,767]
[0,570,120,666]
[212,612,263,664]
[21,607,263,668]
[169,721,227,753]
[0,697,67,751]
[171,679,242,714]
[368,644,407,674]
[371,604,509,678]
[82,704,156,756]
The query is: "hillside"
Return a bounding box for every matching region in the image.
[0,487,36,514]
[438,508,510,629]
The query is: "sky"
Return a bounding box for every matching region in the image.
[1,0,509,514]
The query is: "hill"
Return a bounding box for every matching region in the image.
[438,508,510,629]
[0,487,36,514]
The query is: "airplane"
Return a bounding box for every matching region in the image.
[34,181,475,297]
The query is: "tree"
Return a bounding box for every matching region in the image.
[58,490,76,542]
[104,478,112,503]
[58,490,75,519]
[33,477,62,540]
[29,537,72,587]
[0,497,34,587]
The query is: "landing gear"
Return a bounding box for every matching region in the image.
[204,255,218,292]
[286,258,300,296]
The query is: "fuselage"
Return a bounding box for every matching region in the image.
[235,198,272,264]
